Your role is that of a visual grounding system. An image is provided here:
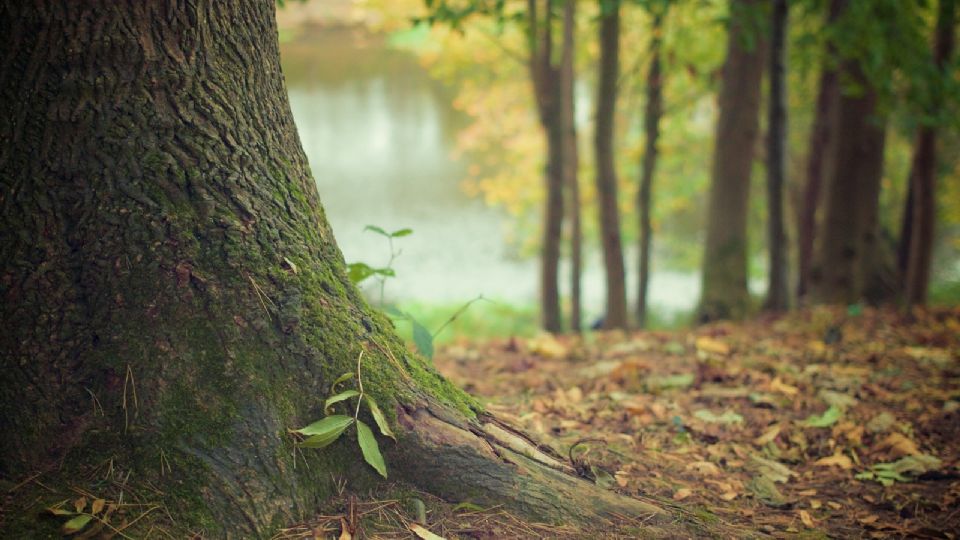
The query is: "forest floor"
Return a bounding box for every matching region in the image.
[281,306,959,539]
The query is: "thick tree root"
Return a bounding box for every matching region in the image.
[392,403,670,531]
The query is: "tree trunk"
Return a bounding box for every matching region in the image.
[904,0,956,307]
[697,0,766,322]
[763,0,790,312]
[560,0,582,333]
[0,2,668,536]
[528,0,565,333]
[796,0,841,301]
[594,0,629,330]
[809,61,888,305]
[637,8,665,329]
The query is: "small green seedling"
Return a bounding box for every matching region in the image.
[292,351,395,478]
[347,225,412,306]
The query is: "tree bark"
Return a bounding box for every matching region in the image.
[697,0,766,322]
[560,0,582,333]
[637,8,665,329]
[796,0,841,301]
[594,0,629,330]
[0,1,670,536]
[903,0,956,307]
[809,61,888,305]
[763,0,790,312]
[528,0,565,333]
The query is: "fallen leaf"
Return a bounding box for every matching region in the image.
[91,498,105,515]
[749,455,796,483]
[695,337,730,355]
[686,460,722,476]
[803,405,843,428]
[673,488,693,501]
[873,432,921,457]
[410,524,447,540]
[338,518,352,540]
[814,450,853,470]
[769,377,799,396]
[799,509,816,528]
[754,425,781,446]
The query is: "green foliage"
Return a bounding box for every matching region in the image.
[293,352,394,478]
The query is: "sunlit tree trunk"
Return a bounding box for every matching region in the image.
[594,0,628,329]
[764,0,790,312]
[697,0,765,322]
[903,0,956,307]
[809,61,887,305]
[560,0,582,332]
[528,0,565,333]
[637,8,665,329]
[0,1,666,535]
[796,0,841,301]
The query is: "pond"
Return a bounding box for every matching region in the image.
[280,27,701,322]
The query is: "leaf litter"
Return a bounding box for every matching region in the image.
[432,306,960,537]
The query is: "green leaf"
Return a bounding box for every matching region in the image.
[372,267,396,278]
[364,225,389,237]
[452,502,486,513]
[295,415,354,449]
[802,405,843,428]
[347,262,376,284]
[330,371,355,392]
[383,305,407,318]
[412,319,434,360]
[390,228,413,238]
[364,395,396,440]
[357,420,388,478]
[61,514,93,535]
[324,390,360,413]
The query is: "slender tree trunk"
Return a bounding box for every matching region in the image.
[809,61,888,304]
[637,9,665,329]
[528,0,565,333]
[797,0,842,301]
[594,0,628,329]
[0,2,669,536]
[697,0,766,322]
[904,0,956,307]
[560,0,582,332]
[764,0,790,311]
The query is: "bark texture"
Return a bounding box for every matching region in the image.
[809,62,888,305]
[528,0,565,333]
[796,0,841,301]
[903,0,956,307]
[697,0,765,322]
[0,1,671,536]
[560,0,582,333]
[594,0,628,330]
[763,0,790,312]
[637,9,665,329]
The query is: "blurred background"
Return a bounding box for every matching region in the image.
[275,0,960,342]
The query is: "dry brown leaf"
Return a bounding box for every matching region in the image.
[338,517,352,540]
[799,509,816,528]
[810,499,822,510]
[873,432,921,457]
[797,489,817,496]
[720,491,738,501]
[673,488,693,501]
[527,334,568,359]
[615,471,629,488]
[769,377,799,396]
[695,336,731,356]
[814,451,853,470]
[686,460,722,476]
[754,425,781,446]
[409,524,447,540]
[91,498,105,515]
[859,515,879,525]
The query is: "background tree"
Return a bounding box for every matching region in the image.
[697,0,766,322]
[560,0,583,332]
[0,1,665,535]
[595,0,629,329]
[763,0,789,311]
[636,2,667,328]
[903,0,957,307]
[796,0,841,302]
